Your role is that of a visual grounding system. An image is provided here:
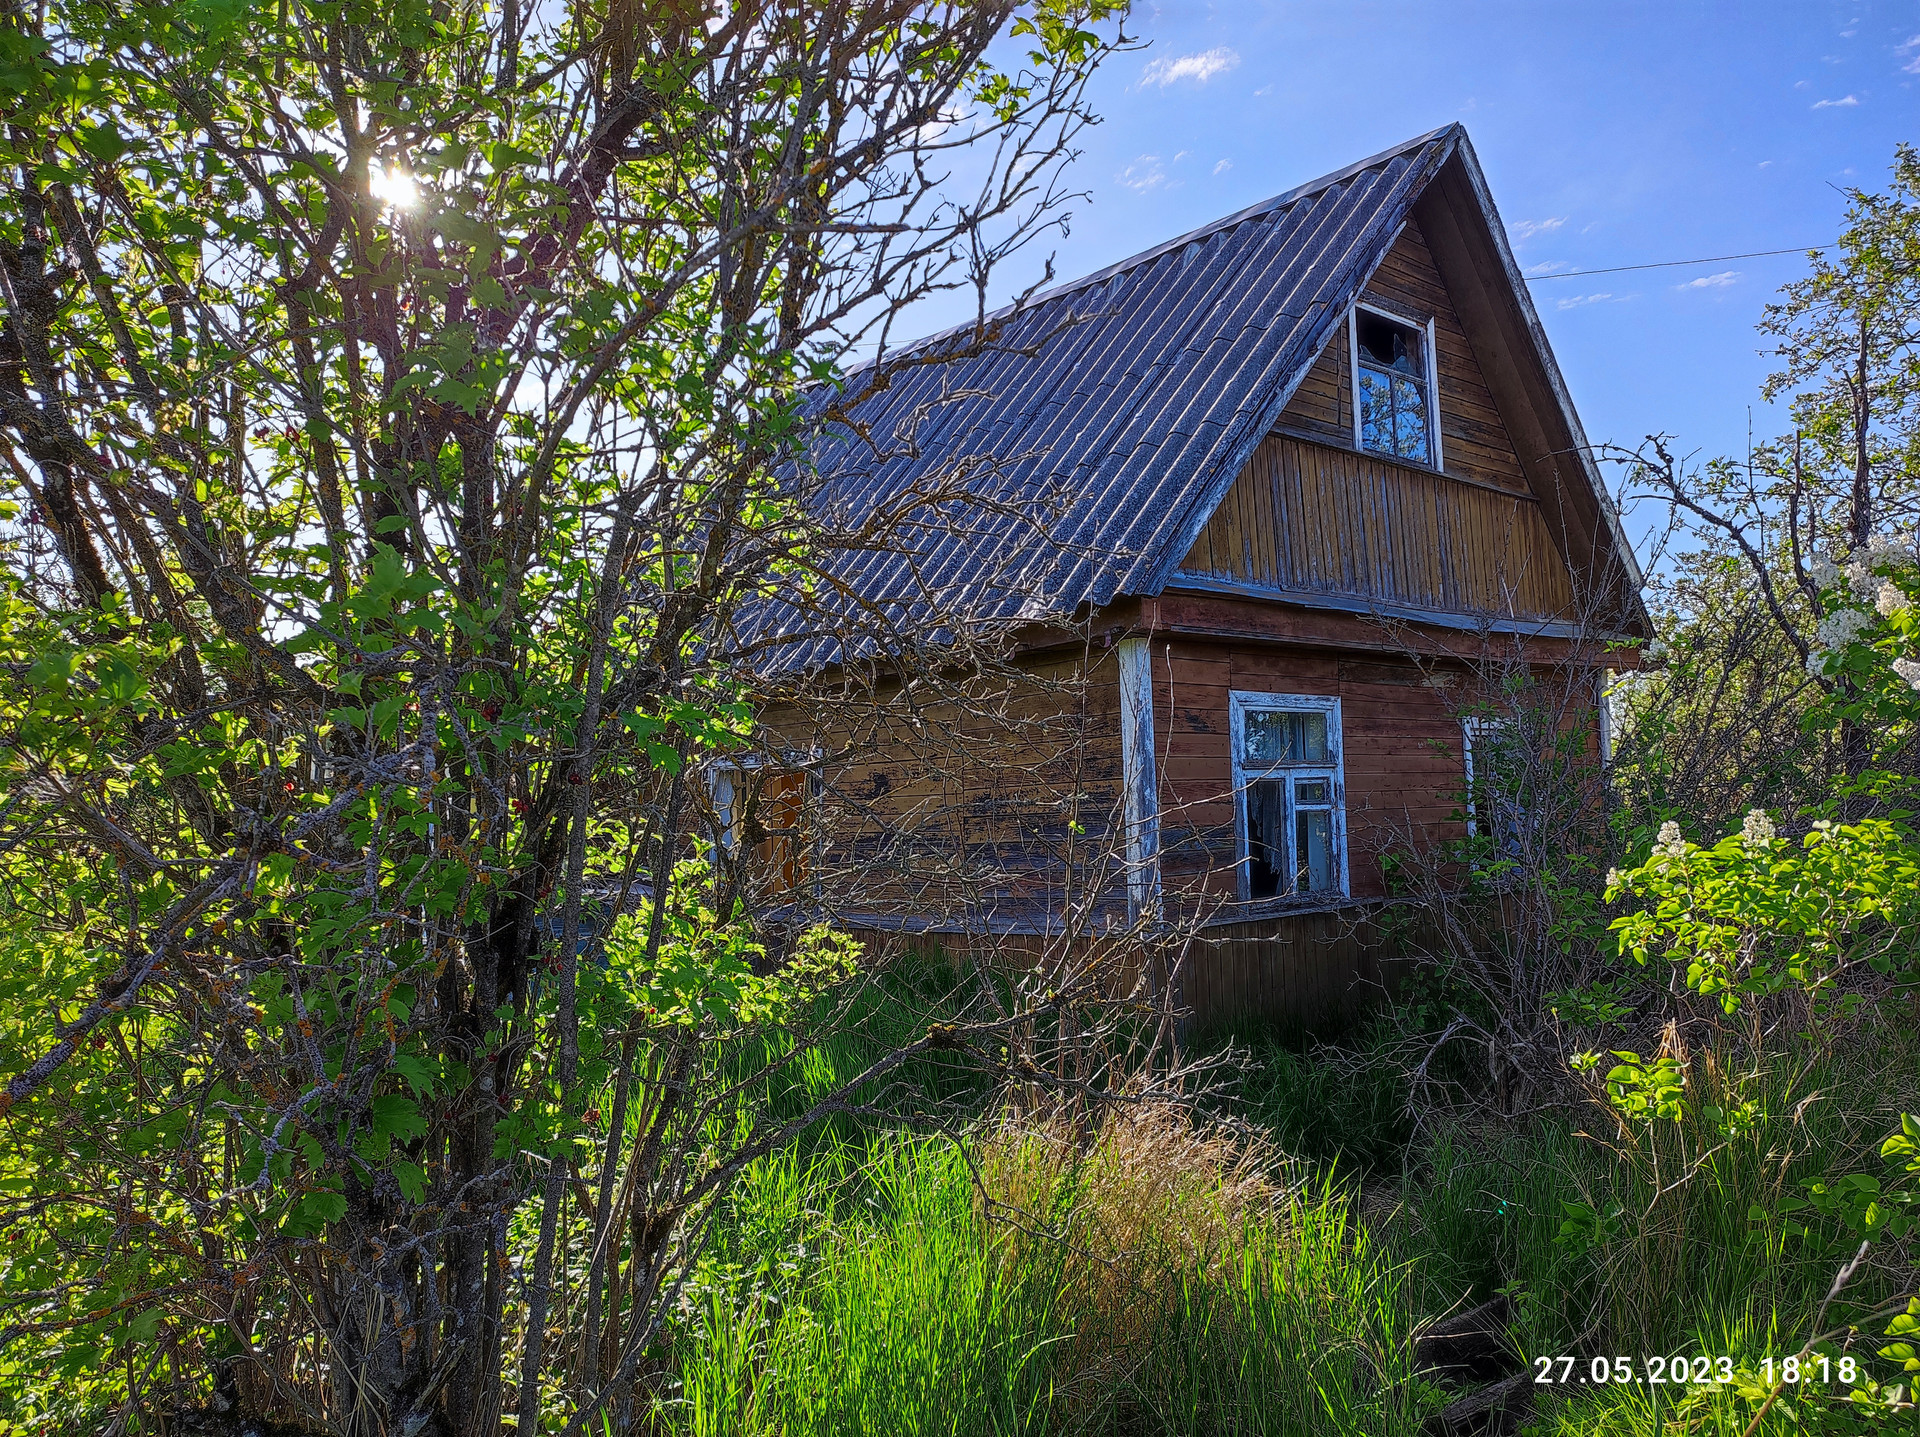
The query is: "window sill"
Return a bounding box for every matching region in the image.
[1198,892,1384,928]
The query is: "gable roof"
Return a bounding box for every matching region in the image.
[785,124,1644,668]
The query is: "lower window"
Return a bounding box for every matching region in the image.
[1463,716,1530,857]
[1232,693,1347,901]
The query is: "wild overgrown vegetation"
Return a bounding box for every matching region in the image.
[2,0,1918,1428]
[624,145,1920,1437]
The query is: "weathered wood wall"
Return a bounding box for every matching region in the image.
[854,910,1395,1033]
[1176,434,1577,620]
[1172,909,1393,1031]
[1175,214,1581,625]
[760,646,1130,931]
[1153,635,1473,909]
[1277,218,1529,494]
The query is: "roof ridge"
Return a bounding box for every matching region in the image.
[832,123,1462,382]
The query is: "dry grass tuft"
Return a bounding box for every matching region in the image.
[973,1103,1293,1397]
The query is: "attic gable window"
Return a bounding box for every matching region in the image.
[1351,305,1439,466]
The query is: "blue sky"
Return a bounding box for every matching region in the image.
[916,1,1920,560]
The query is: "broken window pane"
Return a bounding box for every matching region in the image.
[1356,309,1424,376]
[1238,703,1341,901]
[1467,719,1531,857]
[1246,777,1287,899]
[1355,310,1432,465]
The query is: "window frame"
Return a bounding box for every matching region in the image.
[709,749,823,883]
[1461,715,1529,856]
[707,756,753,858]
[1348,301,1443,471]
[1229,690,1349,904]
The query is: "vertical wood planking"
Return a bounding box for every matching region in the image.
[1175,433,1577,619]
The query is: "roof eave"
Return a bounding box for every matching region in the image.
[1446,133,1650,621]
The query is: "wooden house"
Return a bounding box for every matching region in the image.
[750,125,1647,1024]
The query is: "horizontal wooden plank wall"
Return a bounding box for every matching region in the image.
[1177,434,1577,620]
[1173,909,1392,1032]
[1278,218,1529,495]
[763,647,1131,931]
[1154,637,1473,907]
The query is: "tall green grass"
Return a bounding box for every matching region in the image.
[1206,1013,1417,1176]
[664,981,1919,1437]
[662,1132,1418,1437]
[678,1139,1061,1437]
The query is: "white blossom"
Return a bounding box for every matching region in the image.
[1741,808,1776,849]
[1654,820,1687,861]
[1895,656,1920,692]
[1878,581,1911,618]
[1814,607,1872,650]
[1809,554,1842,590]
[1607,866,1627,890]
[1846,560,1878,605]
[1866,533,1916,568]
[1806,649,1831,678]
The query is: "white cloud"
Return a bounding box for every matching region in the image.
[1510,216,1567,242]
[915,105,967,144]
[1795,79,1810,89]
[1678,270,1741,290]
[1555,291,1637,310]
[1524,260,1572,276]
[1901,34,1920,72]
[1813,94,1860,107]
[1759,159,1774,168]
[1140,47,1240,87]
[1173,150,1191,163]
[1118,156,1167,193]
[1252,84,1273,97]
[1213,158,1232,175]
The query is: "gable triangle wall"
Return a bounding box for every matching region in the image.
[1173,219,1581,625]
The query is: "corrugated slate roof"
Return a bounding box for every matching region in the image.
[778,126,1474,667]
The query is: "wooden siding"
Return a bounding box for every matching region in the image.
[1276,218,1528,494]
[1175,433,1577,620]
[761,649,1130,931]
[1152,637,1473,910]
[867,914,1391,1032]
[1175,911,1392,1030]
[1148,632,1602,919]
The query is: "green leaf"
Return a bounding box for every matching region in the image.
[393,1159,427,1204]
[296,1189,346,1227]
[77,122,131,163]
[371,1093,427,1143]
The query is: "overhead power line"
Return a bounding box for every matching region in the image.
[1524,244,1831,281]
